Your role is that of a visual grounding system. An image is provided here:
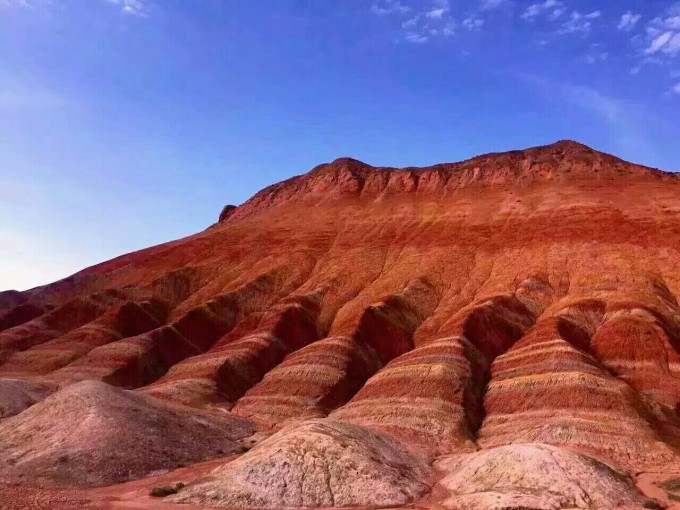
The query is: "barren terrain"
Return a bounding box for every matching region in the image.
[2,140,680,509]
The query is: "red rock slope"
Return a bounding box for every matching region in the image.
[1,140,680,509]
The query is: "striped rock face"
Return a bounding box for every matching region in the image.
[231,278,436,427]
[1,141,680,509]
[329,336,487,456]
[478,311,679,470]
[592,307,680,407]
[0,300,167,377]
[0,293,127,364]
[140,292,322,407]
[231,335,381,427]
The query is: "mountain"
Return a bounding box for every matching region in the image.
[1,140,680,509]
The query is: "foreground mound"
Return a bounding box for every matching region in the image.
[0,380,256,487]
[169,419,431,508]
[436,443,651,510]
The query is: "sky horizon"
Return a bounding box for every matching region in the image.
[2,0,679,292]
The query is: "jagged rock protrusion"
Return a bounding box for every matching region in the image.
[219,204,237,222]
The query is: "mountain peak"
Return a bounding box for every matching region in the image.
[327,157,370,168]
[546,139,594,151]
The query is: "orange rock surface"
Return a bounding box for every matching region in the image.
[2,140,680,509]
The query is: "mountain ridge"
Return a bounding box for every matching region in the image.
[225,140,678,222]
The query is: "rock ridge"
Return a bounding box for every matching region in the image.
[225,140,677,221]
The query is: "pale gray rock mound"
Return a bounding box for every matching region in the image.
[436,443,651,510]
[170,418,431,508]
[0,380,256,487]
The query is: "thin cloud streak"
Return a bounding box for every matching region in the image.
[521,74,653,157]
[618,11,641,32]
[106,0,150,17]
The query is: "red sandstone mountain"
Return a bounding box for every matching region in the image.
[2,140,680,509]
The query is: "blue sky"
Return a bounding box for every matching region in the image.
[1,0,679,291]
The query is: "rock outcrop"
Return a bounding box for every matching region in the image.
[218,204,237,223]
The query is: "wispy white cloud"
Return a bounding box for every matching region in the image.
[480,0,506,11]
[617,11,641,32]
[645,31,676,55]
[405,31,428,43]
[643,3,680,57]
[584,44,608,65]
[442,20,457,36]
[0,0,51,11]
[521,0,565,22]
[673,82,680,94]
[548,7,566,21]
[424,0,449,20]
[645,30,680,57]
[3,0,151,15]
[558,10,600,35]
[107,0,149,17]
[526,76,653,153]
[517,70,663,159]
[373,0,458,44]
[401,15,418,29]
[521,2,600,37]
[371,0,410,16]
[426,7,446,19]
[400,13,430,42]
[371,0,518,43]
[462,17,484,31]
[559,84,622,123]
[627,5,680,92]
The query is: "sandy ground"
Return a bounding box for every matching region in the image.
[0,458,224,509]
[637,471,680,510]
[2,464,678,510]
